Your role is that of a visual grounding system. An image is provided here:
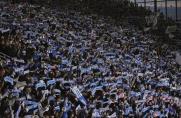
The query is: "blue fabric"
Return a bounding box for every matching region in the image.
[4,76,14,85]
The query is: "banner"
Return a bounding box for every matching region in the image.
[165,26,177,34]
[176,52,181,65]
[165,25,177,39]
[144,12,160,31]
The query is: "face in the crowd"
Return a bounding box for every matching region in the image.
[25,87,32,94]
[0,67,5,78]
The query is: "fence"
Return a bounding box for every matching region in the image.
[129,0,181,21]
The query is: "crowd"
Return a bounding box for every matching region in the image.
[0,1,181,118]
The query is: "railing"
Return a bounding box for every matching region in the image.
[0,52,11,60]
[130,0,181,21]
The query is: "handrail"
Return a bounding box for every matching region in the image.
[0,52,11,59]
[136,0,165,3]
[0,52,12,63]
[0,51,24,63]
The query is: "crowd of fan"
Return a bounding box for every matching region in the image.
[0,2,181,118]
[0,28,23,57]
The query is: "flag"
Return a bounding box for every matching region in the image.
[26,104,38,112]
[71,86,87,106]
[63,98,71,118]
